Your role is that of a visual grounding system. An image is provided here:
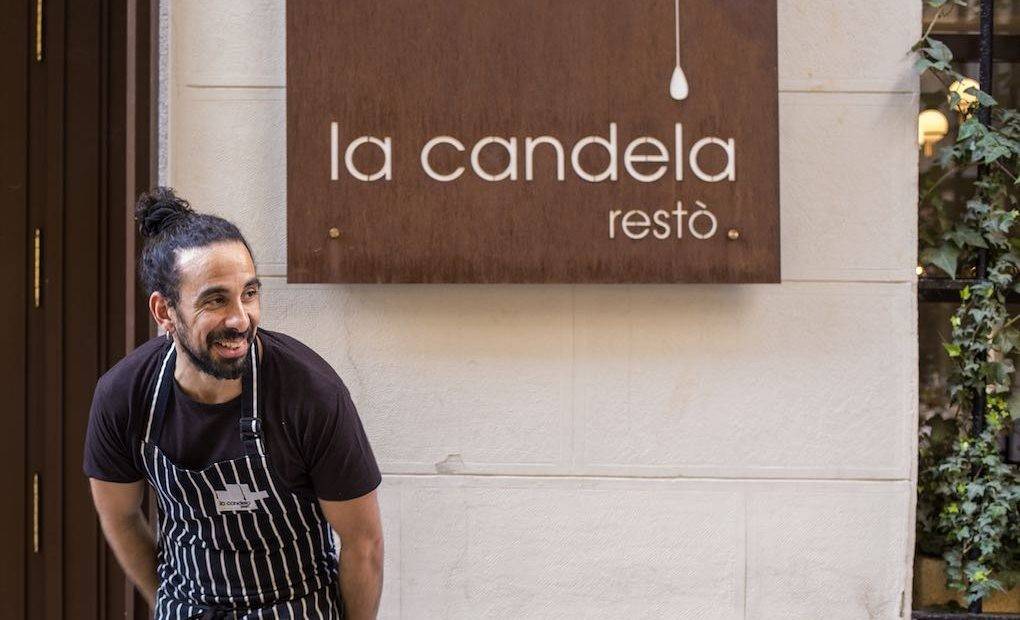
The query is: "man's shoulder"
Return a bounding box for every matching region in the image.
[93,334,172,413]
[260,328,348,404]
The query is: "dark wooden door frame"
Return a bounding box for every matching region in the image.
[1,1,157,617]
[0,0,30,616]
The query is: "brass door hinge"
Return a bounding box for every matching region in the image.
[33,228,41,308]
[35,0,43,62]
[32,473,39,553]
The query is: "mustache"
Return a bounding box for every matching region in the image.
[206,326,255,345]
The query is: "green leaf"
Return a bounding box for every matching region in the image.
[921,244,960,278]
[946,226,988,249]
[926,38,954,63]
[973,88,997,108]
[944,342,962,358]
[915,57,935,73]
[957,117,983,140]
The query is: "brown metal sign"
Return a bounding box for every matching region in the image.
[286,0,779,283]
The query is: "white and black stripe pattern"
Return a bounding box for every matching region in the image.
[143,343,176,444]
[139,338,344,619]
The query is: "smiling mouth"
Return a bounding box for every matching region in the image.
[210,331,252,359]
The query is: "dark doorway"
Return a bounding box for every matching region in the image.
[0,1,157,617]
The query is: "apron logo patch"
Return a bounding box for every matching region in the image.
[213,483,269,513]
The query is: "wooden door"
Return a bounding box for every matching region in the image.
[0,0,30,615]
[0,1,156,617]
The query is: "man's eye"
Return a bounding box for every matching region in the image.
[245,289,258,299]
[207,297,225,306]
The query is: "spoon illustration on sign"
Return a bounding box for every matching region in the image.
[669,0,689,101]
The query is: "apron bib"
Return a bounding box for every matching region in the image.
[140,336,344,619]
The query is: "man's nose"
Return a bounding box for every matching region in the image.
[224,298,251,333]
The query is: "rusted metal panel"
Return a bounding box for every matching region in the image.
[287,0,779,283]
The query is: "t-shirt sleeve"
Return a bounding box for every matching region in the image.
[304,383,382,501]
[83,377,144,483]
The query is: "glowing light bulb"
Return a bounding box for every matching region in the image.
[918,109,949,157]
[948,78,980,115]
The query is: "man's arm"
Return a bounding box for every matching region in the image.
[89,478,158,609]
[319,489,384,620]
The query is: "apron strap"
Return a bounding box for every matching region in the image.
[240,336,265,457]
[144,342,177,444]
[144,334,263,456]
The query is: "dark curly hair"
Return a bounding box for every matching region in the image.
[134,186,255,307]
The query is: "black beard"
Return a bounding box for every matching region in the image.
[173,317,255,380]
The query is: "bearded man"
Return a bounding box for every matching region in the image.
[84,187,383,619]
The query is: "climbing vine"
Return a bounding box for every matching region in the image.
[914,0,1020,606]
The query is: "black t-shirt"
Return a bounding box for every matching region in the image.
[83,328,382,502]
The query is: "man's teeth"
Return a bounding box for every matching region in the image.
[215,340,243,349]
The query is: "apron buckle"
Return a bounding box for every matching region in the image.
[239,416,262,442]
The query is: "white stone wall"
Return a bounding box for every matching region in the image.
[166,1,920,617]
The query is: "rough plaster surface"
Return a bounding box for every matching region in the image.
[167,0,921,617]
[745,482,912,619]
[371,477,911,620]
[256,279,917,482]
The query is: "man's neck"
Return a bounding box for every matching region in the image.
[173,334,261,405]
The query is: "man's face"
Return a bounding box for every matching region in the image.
[168,240,261,380]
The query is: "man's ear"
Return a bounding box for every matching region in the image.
[149,291,176,335]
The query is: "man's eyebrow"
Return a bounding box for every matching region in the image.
[194,279,261,303]
[194,286,228,306]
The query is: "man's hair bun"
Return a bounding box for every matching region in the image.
[133,186,253,306]
[135,186,194,239]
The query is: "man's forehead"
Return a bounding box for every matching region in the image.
[176,242,255,293]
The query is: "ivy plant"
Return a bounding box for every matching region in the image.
[914,0,1020,607]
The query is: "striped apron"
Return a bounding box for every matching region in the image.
[140,337,345,619]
